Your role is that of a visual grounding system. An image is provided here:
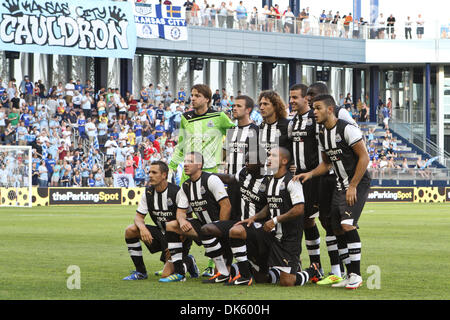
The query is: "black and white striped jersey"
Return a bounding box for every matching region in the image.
[259,118,291,162]
[266,172,304,243]
[318,106,358,176]
[136,183,189,234]
[225,123,259,175]
[318,119,371,191]
[180,172,229,224]
[233,167,268,221]
[288,109,320,174]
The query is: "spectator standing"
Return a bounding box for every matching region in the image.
[218,2,227,28]
[319,10,326,35]
[104,159,114,187]
[162,86,172,108]
[210,4,217,27]
[191,0,200,25]
[72,169,82,187]
[236,1,247,30]
[85,118,97,145]
[284,7,295,33]
[65,79,75,104]
[38,160,48,187]
[21,76,34,104]
[387,14,396,39]
[344,13,353,38]
[184,0,193,24]
[405,16,412,39]
[226,1,234,29]
[416,14,424,39]
[81,92,93,119]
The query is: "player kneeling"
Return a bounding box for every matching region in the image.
[228,147,323,286]
[122,161,199,281]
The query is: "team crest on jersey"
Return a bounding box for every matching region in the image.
[200,186,206,195]
[259,183,266,192]
[167,198,173,206]
[279,182,285,190]
[147,189,153,195]
[207,120,214,128]
[306,118,313,126]
[275,129,281,137]
[335,134,342,143]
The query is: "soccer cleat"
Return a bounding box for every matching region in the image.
[308,262,324,283]
[187,254,200,278]
[201,266,215,277]
[345,273,363,290]
[332,274,350,288]
[316,274,344,285]
[158,273,186,283]
[202,272,230,284]
[122,271,148,280]
[225,273,254,286]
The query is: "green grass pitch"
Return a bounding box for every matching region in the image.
[0,203,449,300]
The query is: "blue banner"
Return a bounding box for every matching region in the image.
[0,0,136,59]
[134,1,187,41]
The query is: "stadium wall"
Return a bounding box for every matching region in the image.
[1,187,450,207]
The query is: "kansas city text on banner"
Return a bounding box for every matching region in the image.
[0,0,137,59]
[134,0,187,41]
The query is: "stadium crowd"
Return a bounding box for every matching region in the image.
[0,76,264,188]
[175,0,426,39]
[0,72,432,188]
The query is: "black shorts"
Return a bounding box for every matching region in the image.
[243,224,274,274]
[417,27,424,35]
[211,220,239,240]
[268,238,302,275]
[302,176,320,219]
[226,183,242,220]
[143,225,193,263]
[318,173,336,218]
[329,181,370,231]
[143,225,167,263]
[188,218,233,263]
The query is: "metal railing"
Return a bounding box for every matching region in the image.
[184,12,447,40]
[389,122,450,168]
[367,167,450,181]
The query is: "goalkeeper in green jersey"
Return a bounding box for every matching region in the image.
[168,84,235,185]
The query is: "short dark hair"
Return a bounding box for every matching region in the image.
[311,94,336,108]
[307,82,329,98]
[289,84,308,97]
[187,151,204,167]
[235,95,255,113]
[150,161,169,177]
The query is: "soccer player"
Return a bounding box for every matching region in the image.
[168,84,235,184]
[167,84,235,277]
[223,95,259,239]
[304,82,358,285]
[225,95,259,176]
[257,90,291,165]
[200,150,267,285]
[295,95,370,289]
[232,147,323,287]
[288,83,323,281]
[162,152,232,283]
[122,161,199,280]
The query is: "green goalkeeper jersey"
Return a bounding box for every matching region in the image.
[169,108,235,170]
